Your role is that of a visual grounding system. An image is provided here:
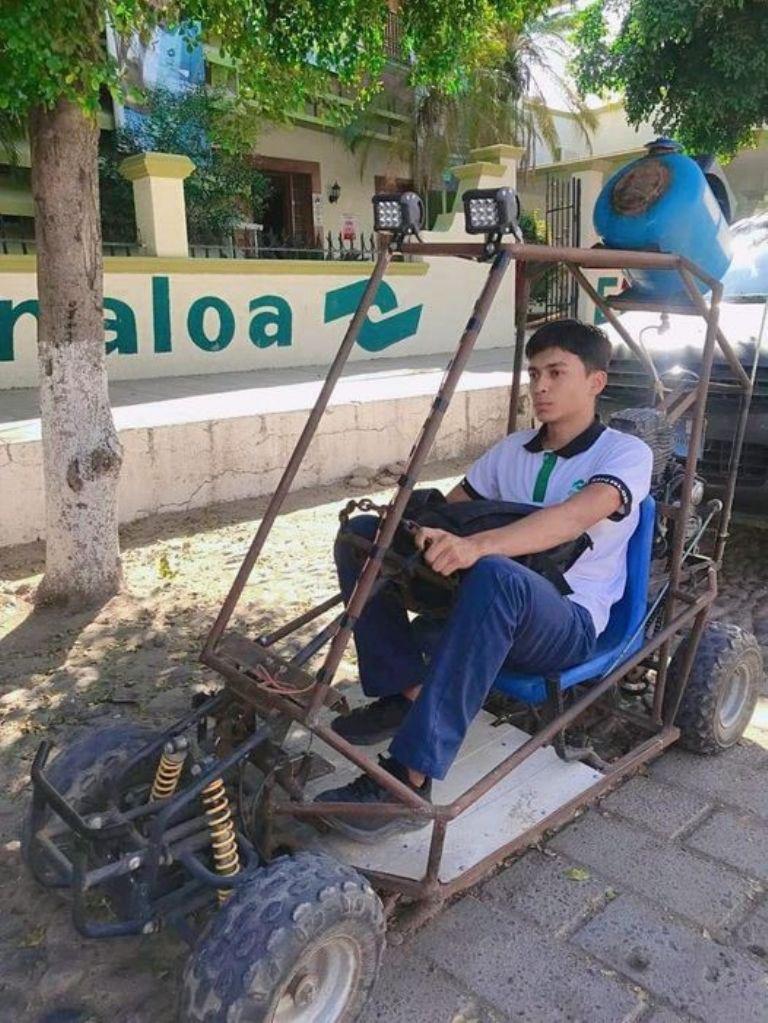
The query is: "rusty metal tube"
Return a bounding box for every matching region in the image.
[565,262,663,399]
[507,268,530,434]
[203,244,393,654]
[651,267,721,724]
[308,249,515,718]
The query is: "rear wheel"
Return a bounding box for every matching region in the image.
[180,851,385,1023]
[666,622,762,754]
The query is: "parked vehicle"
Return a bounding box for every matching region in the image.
[602,213,768,511]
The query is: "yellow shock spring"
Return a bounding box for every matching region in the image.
[150,738,188,802]
[201,776,241,904]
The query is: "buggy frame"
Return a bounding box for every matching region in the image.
[192,232,757,907]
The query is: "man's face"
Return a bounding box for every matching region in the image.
[527,346,607,424]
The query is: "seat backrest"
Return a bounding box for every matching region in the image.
[598,495,656,648]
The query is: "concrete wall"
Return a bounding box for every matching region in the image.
[532,104,654,168]
[1,373,522,547]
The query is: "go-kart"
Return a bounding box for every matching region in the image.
[24,189,764,1021]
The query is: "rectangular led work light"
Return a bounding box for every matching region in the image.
[462,187,522,240]
[372,191,425,237]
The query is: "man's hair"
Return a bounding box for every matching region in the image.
[525,318,612,373]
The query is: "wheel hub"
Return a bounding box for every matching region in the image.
[290,973,318,1008]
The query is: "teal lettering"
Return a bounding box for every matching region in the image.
[324,280,422,352]
[0,298,38,362]
[152,275,172,353]
[248,295,292,348]
[104,298,137,355]
[595,276,619,325]
[187,296,235,352]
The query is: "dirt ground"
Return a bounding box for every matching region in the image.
[1,458,767,1022]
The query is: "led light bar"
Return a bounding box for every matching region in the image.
[462,186,522,239]
[372,191,425,237]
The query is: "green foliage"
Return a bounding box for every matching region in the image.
[1,1,552,126]
[343,6,593,192]
[100,87,271,243]
[573,0,768,158]
[0,110,22,164]
[519,207,546,243]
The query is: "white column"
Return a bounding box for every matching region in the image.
[427,144,524,238]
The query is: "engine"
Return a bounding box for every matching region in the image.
[608,406,707,553]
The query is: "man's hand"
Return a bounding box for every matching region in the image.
[415,527,483,576]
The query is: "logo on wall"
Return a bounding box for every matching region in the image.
[323,280,423,353]
[0,276,424,362]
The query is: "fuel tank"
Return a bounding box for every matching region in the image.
[593,138,732,301]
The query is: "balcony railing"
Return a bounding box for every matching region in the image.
[385,10,404,61]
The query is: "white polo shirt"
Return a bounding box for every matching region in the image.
[464,420,653,636]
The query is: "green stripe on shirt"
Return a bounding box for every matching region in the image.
[532,451,557,502]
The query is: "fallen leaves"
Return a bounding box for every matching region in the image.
[564,866,591,882]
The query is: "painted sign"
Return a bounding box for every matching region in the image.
[0,276,425,363]
[341,215,359,242]
[0,258,511,388]
[324,280,422,353]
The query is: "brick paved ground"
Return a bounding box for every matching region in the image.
[1,462,766,1022]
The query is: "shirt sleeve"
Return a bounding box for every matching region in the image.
[588,436,653,521]
[464,438,505,500]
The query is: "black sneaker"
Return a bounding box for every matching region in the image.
[330,693,412,745]
[314,755,432,844]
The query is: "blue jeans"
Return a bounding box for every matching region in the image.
[335,515,596,780]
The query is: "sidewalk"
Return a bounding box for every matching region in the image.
[0,347,517,441]
[361,741,768,1023]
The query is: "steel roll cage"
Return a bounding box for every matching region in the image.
[198,231,757,906]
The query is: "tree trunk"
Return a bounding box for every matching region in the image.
[29,98,123,606]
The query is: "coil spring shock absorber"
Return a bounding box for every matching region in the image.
[150,736,188,801]
[201,775,241,904]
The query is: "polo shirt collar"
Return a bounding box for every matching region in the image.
[523,417,605,459]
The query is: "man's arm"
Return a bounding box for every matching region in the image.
[419,482,622,576]
[445,480,473,503]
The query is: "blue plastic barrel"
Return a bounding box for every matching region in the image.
[593,138,732,301]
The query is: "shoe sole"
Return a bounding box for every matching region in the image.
[329,722,404,746]
[318,813,430,845]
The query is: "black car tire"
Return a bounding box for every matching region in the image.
[666,621,762,754]
[21,723,158,888]
[180,851,385,1023]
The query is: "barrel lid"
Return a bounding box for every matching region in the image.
[645,137,683,155]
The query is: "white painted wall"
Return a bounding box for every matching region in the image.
[0,255,517,390]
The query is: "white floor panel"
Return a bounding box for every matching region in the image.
[299,711,602,883]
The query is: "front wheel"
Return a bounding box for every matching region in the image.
[666,622,762,754]
[180,851,385,1023]
[21,723,158,888]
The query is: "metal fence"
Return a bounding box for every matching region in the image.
[0,233,380,261]
[0,237,139,257]
[385,10,404,61]
[542,175,581,321]
[189,231,380,262]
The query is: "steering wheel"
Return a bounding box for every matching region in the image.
[338,529,458,595]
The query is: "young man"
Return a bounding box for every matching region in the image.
[315,318,653,841]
